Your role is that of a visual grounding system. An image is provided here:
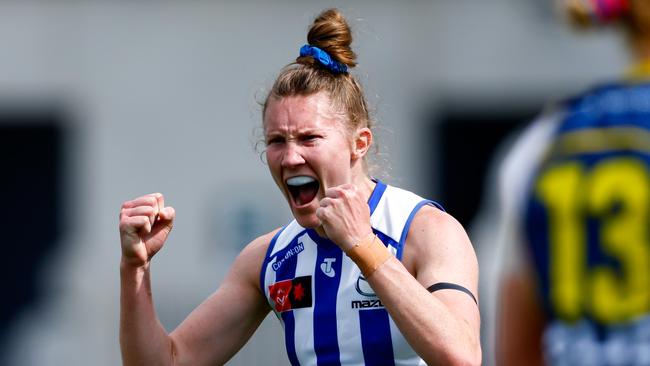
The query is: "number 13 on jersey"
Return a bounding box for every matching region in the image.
[534,156,650,324]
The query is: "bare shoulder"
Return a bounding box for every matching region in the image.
[403,205,478,294]
[240,228,280,259]
[227,228,282,286]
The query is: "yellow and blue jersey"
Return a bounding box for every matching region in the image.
[524,80,650,364]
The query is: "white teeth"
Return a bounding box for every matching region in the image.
[286,176,316,186]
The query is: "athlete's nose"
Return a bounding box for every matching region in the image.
[281,142,306,168]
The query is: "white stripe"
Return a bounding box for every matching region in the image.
[336,256,365,365]
[372,185,425,243]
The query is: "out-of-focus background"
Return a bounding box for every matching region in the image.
[1,1,626,365]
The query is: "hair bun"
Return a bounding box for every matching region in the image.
[304,8,357,68]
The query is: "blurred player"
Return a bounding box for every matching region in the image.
[496,0,650,364]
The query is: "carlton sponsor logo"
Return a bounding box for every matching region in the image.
[351,299,384,309]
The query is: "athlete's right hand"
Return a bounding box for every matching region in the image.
[119,193,175,268]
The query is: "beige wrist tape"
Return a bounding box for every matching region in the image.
[345,234,391,277]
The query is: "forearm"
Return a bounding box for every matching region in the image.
[120,260,174,366]
[367,258,481,366]
[496,273,545,366]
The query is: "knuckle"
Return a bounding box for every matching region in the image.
[150,192,163,201]
[120,207,132,219]
[119,220,133,232]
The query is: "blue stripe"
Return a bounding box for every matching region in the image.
[273,234,300,366]
[259,226,287,293]
[560,83,650,133]
[430,200,445,212]
[397,200,439,260]
[359,309,395,366]
[368,180,387,215]
[312,235,343,366]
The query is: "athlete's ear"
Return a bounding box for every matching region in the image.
[352,127,372,161]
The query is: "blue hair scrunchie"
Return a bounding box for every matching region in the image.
[299,44,348,74]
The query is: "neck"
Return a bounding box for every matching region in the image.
[353,174,377,199]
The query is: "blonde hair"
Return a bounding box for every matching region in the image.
[263,9,372,135]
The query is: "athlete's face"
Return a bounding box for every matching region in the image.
[264,93,356,229]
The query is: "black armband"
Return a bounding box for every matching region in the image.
[427,282,478,305]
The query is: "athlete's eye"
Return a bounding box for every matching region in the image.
[301,134,321,143]
[266,136,285,145]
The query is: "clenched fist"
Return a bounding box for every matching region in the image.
[315,184,373,251]
[119,193,175,268]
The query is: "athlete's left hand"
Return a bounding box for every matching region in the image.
[316,183,373,251]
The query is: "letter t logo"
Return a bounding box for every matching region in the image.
[320,258,336,278]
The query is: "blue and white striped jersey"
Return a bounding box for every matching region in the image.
[260,180,441,366]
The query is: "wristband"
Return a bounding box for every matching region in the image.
[345,234,392,277]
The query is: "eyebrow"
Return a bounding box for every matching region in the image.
[265,127,324,138]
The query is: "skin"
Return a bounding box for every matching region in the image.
[263,93,375,241]
[496,268,546,366]
[119,92,481,365]
[496,2,650,365]
[627,0,650,60]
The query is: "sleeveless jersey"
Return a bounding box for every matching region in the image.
[260,180,440,366]
[523,82,650,365]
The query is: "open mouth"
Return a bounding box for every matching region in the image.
[286,176,320,206]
